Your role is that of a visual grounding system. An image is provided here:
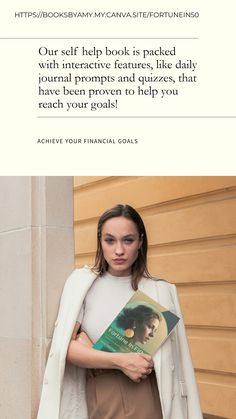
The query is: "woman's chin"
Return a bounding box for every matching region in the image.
[108,266,131,277]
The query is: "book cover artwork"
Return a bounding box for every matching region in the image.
[93,290,180,355]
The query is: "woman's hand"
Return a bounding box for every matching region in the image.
[115,352,154,383]
[67,322,153,378]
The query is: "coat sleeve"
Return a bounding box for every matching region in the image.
[170,283,203,419]
[37,270,81,419]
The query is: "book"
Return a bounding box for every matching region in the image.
[93,290,180,355]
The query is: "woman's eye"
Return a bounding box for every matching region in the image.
[124,239,134,244]
[105,238,114,244]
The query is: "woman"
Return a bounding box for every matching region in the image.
[116,304,161,344]
[37,204,203,419]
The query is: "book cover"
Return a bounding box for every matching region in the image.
[93,289,180,355]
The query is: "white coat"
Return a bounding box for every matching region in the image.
[37,266,203,419]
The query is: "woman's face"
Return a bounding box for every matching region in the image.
[134,317,160,344]
[101,216,142,277]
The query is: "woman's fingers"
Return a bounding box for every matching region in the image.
[140,354,154,368]
[141,367,152,379]
[134,370,151,382]
[118,353,154,383]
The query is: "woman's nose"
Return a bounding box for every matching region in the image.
[115,243,124,255]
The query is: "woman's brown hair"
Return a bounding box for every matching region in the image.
[93,204,151,290]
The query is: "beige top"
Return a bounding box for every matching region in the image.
[77,272,134,343]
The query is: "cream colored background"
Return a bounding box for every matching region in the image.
[74,176,236,419]
[0,0,236,174]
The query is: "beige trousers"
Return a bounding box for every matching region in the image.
[86,370,163,419]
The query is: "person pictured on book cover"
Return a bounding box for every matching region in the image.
[37,204,203,419]
[116,304,161,344]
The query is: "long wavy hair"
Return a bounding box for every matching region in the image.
[92,204,151,290]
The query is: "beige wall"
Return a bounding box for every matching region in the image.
[74,176,236,419]
[0,177,74,419]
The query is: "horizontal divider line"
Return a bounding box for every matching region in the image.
[37,116,236,119]
[0,37,199,40]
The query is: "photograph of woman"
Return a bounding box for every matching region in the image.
[116,303,161,345]
[37,204,203,419]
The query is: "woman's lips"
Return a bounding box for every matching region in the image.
[113,258,127,264]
